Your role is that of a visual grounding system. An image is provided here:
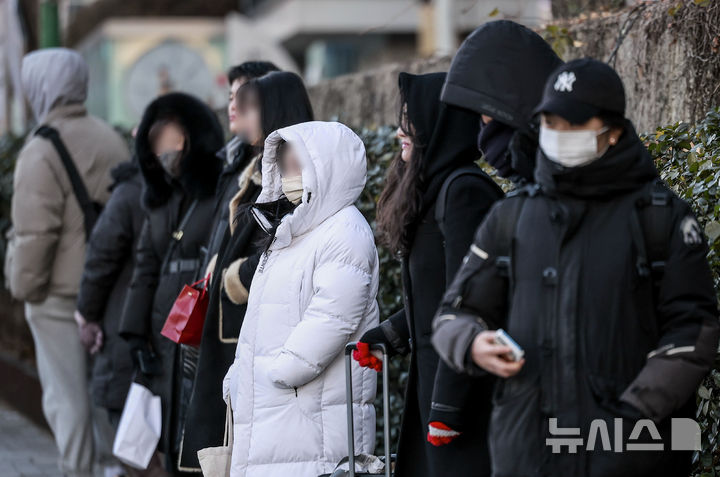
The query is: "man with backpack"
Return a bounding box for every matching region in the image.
[7,48,129,477]
[432,58,719,477]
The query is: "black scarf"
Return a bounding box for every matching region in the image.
[477,120,539,184]
[478,119,514,177]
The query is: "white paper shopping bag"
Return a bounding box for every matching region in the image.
[112,382,162,469]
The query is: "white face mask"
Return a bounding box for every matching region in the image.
[539,125,609,168]
[281,175,303,205]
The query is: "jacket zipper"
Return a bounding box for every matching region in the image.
[258,237,277,274]
[258,249,272,274]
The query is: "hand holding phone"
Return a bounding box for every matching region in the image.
[493,329,525,362]
[471,330,525,378]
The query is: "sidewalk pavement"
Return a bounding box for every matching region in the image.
[0,399,62,477]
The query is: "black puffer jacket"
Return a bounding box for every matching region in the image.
[118,92,224,464]
[76,161,144,412]
[432,123,720,477]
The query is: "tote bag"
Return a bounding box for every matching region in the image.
[197,404,233,476]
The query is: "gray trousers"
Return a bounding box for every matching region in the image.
[25,295,116,477]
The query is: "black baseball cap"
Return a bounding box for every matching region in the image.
[534,57,625,124]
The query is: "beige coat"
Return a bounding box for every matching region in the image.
[8,104,129,302]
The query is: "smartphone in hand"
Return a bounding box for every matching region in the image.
[494,329,525,362]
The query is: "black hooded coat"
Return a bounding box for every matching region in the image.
[118,92,224,465]
[376,73,503,477]
[441,20,562,183]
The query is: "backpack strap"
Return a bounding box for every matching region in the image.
[160,199,199,275]
[35,125,100,240]
[632,179,674,287]
[434,165,504,236]
[492,184,538,279]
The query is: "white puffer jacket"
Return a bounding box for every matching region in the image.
[224,121,379,477]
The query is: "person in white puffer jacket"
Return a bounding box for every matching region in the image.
[223,121,379,477]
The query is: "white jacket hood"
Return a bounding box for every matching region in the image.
[21,48,88,123]
[257,121,367,249]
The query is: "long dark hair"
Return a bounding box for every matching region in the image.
[237,71,314,152]
[376,95,425,256]
[234,71,314,246]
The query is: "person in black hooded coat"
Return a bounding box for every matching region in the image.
[353,72,503,477]
[177,71,315,470]
[199,61,279,277]
[76,160,144,419]
[440,20,562,186]
[433,59,719,477]
[118,92,224,474]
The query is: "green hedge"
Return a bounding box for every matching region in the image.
[643,107,720,477]
[354,126,408,449]
[0,133,25,272]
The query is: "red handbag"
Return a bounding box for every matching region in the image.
[161,274,210,347]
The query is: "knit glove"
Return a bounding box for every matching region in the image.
[427,361,471,447]
[353,323,399,372]
[353,341,383,372]
[427,421,462,446]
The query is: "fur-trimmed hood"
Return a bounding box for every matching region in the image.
[135,92,224,208]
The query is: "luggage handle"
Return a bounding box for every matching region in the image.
[344,342,391,477]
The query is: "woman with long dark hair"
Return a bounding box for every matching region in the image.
[178,71,315,470]
[213,71,315,314]
[353,72,504,477]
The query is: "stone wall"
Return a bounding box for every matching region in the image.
[308,0,720,133]
[561,0,720,132]
[308,55,451,129]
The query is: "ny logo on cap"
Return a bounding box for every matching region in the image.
[554,71,576,92]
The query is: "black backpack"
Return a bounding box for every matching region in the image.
[35,126,103,241]
[434,165,505,234]
[491,179,674,290]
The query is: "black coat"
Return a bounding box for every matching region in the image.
[200,139,252,271]
[391,173,502,477]
[377,73,504,477]
[433,124,720,477]
[177,148,263,470]
[118,92,224,461]
[76,162,144,412]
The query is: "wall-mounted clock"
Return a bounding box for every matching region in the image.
[124,41,220,118]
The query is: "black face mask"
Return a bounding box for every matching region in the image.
[157,150,183,179]
[477,118,515,178]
